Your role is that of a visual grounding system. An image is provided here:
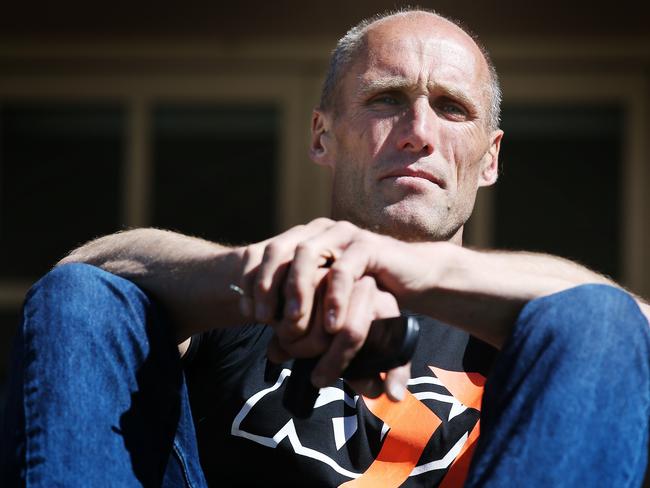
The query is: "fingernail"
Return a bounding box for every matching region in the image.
[286,298,301,319]
[255,302,269,321]
[326,309,337,331]
[240,296,252,318]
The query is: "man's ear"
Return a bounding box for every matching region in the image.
[309,109,335,168]
[478,129,503,187]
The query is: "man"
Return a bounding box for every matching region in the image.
[2,8,649,487]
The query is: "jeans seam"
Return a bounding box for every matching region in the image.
[172,439,195,488]
[21,312,36,486]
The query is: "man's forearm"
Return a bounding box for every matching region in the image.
[402,242,649,348]
[266,222,649,351]
[58,228,245,342]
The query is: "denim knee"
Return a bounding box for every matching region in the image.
[23,262,152,344]
[468,286,650,487]
[515,283,650,365]
[5,264,190,487]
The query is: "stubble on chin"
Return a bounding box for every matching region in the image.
[376,205,460,243]
[333,198,459,244]
[330,175,467,243]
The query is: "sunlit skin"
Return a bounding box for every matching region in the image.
[311,12,503,244]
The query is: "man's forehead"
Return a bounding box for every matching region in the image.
[352,27,487,101]
[365,37,480,77]
[361,15,485,77]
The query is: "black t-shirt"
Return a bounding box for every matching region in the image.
[184,312,497,487]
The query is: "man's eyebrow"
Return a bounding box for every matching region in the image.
[357,75,412,97]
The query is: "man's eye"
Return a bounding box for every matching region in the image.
[437,101,468,120]
[370,95,400,105]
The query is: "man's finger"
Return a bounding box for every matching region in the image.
[285,221,365,333]
[252,243,291,322]
[276,268,329,344]
[384,363,411,401]
[347,376,384,399]
[324,240,375,332]
[310,276,375,387]
[274,278,332,356]
[243,218,334,324]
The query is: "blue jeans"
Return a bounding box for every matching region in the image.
[1,263,649,486]
[1,264,206,487]
[465,283,650,487]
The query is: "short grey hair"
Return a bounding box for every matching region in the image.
[319,8,502,131]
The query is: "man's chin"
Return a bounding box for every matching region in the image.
[332,199,460,243]
[374,207,456,243]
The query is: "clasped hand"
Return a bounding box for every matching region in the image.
[235,218,431,401]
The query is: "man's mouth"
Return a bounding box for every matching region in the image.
[380,168,446,189]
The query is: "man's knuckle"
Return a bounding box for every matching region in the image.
[295,242,315,256]
[336,220,355,233]
[263,242,282,259]
[242,245,254,262]
[358,229,376,244]
[358,275,376,288]
[313,217,332,227]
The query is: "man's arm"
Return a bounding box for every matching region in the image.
[58,228,245,343]
[56,221,415,398]
[56,218,341,344]
[252,221,649,358]
[395,243,650,348]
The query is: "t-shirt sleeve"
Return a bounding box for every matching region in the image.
[182,323,270,369]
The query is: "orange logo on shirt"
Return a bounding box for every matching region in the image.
[340,367,487,487]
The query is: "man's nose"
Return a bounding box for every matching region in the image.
[396,99,437,155]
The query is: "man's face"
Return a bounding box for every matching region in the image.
[311,13,502,243]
